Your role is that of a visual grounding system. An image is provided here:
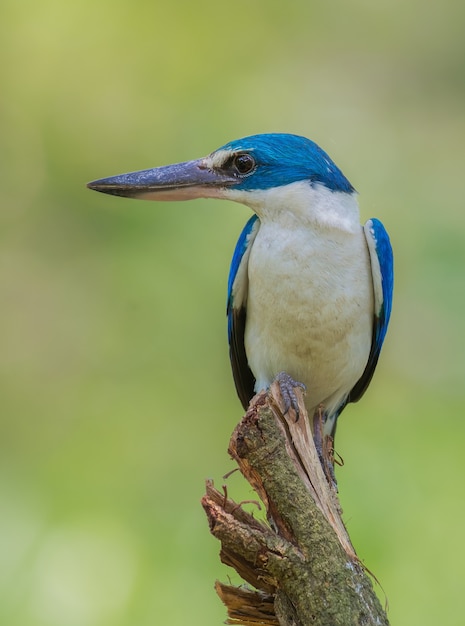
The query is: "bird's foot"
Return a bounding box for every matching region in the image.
[274,371,306,419]
[313,407,337,489]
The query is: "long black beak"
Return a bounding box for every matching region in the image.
[87,158,237,201]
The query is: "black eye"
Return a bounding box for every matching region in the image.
[232,153,255,175]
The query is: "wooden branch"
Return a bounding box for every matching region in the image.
[201,382,389,626]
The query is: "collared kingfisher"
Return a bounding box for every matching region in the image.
[88,133,393,441]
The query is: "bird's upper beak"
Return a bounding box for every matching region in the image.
[87,158,238,201]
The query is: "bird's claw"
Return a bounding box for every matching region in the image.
[313,408,338,489]
[275,371,306,419]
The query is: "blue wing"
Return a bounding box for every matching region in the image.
[348,218,394,404]
[227,214,260,409]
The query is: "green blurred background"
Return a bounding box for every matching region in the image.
[1,0,464,624]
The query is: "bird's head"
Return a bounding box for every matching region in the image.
[88,133,355,218]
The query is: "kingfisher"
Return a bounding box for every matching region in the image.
[88,133,393,442]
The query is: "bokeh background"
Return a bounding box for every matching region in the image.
[1,1,464,624]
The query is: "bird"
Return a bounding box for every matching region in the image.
[87,133,393,443]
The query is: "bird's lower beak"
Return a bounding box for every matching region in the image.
[87,158,237,201]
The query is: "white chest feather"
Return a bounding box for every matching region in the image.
[238,184,374,417]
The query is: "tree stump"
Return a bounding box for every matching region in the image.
[201,382,389,626]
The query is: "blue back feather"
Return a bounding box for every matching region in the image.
[347,218,393,406]
[227,215,260,408]
[227,214,259,327]
[370,218,394,350]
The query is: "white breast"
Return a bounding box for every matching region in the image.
[240,183,374,418]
